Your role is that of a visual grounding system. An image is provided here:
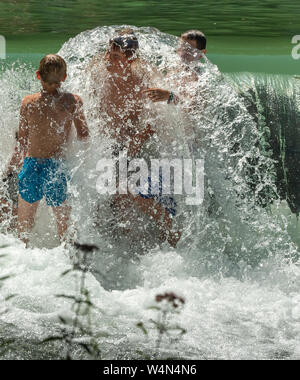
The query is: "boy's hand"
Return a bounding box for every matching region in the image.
[143,88,170,102]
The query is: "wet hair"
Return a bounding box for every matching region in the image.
[181,30,206,51]
[109,29,139,52]
[38,54,67,84]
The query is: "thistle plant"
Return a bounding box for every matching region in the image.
[137,292,186,359]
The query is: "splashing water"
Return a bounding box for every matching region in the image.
[0,26,300,359]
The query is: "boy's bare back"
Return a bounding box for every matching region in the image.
[11,54,89,246]
[21,91,87,159]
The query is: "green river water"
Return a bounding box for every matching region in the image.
[0,0,300,74]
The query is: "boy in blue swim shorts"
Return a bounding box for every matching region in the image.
[5,54,89,246]
[18,158,69,207]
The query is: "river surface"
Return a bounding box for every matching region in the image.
[1,0,300,74]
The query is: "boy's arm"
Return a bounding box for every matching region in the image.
[4,99,29,177]
[144,88,180,104]
[144,67,198,106]
[73,95,89,141]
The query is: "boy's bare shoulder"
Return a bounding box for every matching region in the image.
[61,92,83,105]
[59,93,84,116]
[21,92,41,106]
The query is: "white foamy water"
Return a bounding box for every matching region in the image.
[0,26,300,359]
[1,231,300,360]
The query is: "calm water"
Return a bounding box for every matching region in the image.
[1,0,300,74]
[1,0,300,37]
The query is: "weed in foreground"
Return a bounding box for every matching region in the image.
[137,292,186,359]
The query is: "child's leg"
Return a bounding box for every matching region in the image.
[130,195,181,248]
[52,203,71,243]
[17,196,40,246]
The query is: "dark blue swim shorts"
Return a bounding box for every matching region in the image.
[18,158,69,207]
[139,175,177,216]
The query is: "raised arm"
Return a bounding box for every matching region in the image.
[73,95,89,141]
[144,63,199,107]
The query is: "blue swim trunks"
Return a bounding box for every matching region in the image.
[139,175,177,216]
[18,158,69,207]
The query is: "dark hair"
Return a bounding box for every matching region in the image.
[38,54,67,84]
[109,29,139,51]
[181,30,206,50]
[109,35,139,51]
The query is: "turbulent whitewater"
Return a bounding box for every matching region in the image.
[0,26,300,359]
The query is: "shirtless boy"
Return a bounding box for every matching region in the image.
[5,54,89,246]
[144,30,207,104]
[89,31,181,247]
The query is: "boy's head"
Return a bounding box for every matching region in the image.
[106,29,139,70]
[180,30,206,51]
[37,54,67,90]
[178,30,207,63]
